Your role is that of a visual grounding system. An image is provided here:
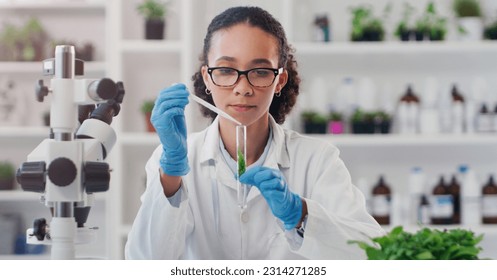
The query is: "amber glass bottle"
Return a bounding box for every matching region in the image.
[371,176,391,225]
[430,175,454,225]
[447,175,461,224]
[482,175,497,224]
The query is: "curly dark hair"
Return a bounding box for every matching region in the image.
[192,6,300,124]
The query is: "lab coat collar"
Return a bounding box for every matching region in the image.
[199,115,290,169]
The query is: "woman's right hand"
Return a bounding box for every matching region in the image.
[151,83,190,177]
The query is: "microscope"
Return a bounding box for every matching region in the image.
[16,45,125,259]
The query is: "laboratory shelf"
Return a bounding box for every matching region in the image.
[0,190,107,202]
[117,132,497,148]
[0,127,49,147]
[0,61,106,74]
[119,132,160,146]
[293,41,497,56]
[0,126,49,137]
[0,254,50,260]
[120,40,184,53]
[0,1,105,12]
[0,191,41,202]
[311,133,497,147]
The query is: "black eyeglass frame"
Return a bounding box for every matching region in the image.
[207,66,283,88]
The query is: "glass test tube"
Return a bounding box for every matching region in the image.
[236,125,248,209]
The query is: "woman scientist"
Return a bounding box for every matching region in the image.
[125,6,384,259]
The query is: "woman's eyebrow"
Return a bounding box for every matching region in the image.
[251,58,272,66]
[215,56,236,62]
[214,57,274,66]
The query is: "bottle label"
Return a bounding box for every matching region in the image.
[371,195,391,216]
[429,195,453,218]
[482,195,497,216]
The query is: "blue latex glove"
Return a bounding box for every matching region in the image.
[240,166,303,230]
[150,83,189,176]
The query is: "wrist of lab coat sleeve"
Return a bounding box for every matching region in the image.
[285,228,304,250]
[276,219,304,250]
[166,181,187,208]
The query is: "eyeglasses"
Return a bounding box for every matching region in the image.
[207,67,283,88]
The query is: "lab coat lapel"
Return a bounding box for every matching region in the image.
[198,117,238,190]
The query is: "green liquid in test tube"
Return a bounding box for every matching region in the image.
[236,125,248,208]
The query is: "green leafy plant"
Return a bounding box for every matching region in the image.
[453,0,482,18]
[484,21,497,39]
[349,5,386,41]
[394,2,415,39]
[349,226,484,260]
[141,100,155,113]
[237,150,246,175]
[373,110,391,122]
[301,111,327,124]
[328,111,343,122]
[350,108,365,123]
[301,111,327,134]
[414,2,447,41]
[0,161,15,179]
[0,18,48,61]
[137,0,167,20]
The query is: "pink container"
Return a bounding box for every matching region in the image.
[329,121,344,134]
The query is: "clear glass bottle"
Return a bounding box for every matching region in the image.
[451,85,465,134]
[476,103,492,133]
[398,85,420,134]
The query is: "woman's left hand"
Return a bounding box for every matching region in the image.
[240,166,302,230]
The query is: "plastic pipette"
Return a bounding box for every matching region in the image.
[189,94,241,125]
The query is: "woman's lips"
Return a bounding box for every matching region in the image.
[230,104,255,112]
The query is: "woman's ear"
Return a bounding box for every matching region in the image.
[201,65,210,87]
[275,69,288,93]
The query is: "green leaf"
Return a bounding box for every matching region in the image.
[348,226,485,260]
[415,251,434,260]
[366,247,386,260]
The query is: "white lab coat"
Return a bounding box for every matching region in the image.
[125,116,385,260]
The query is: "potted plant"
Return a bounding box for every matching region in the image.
[0,161,15,190]
[373,110,392,134]
[349,5,385,42]
[484,20,497,40]
[301,111,327,134]
[141,100,155,132]
[413,2,447,41]
[0,23,23,61]
[20,17,48,61]
[328,111,344,134]
[137,0,167,40]
[394,3,415,41]
[453,0,483,41]
[349,226,484,260]
[426,2,447,41]
[363,112,376,134]
[350,109,366,134]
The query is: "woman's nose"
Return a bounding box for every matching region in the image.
[233,75,253,96]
